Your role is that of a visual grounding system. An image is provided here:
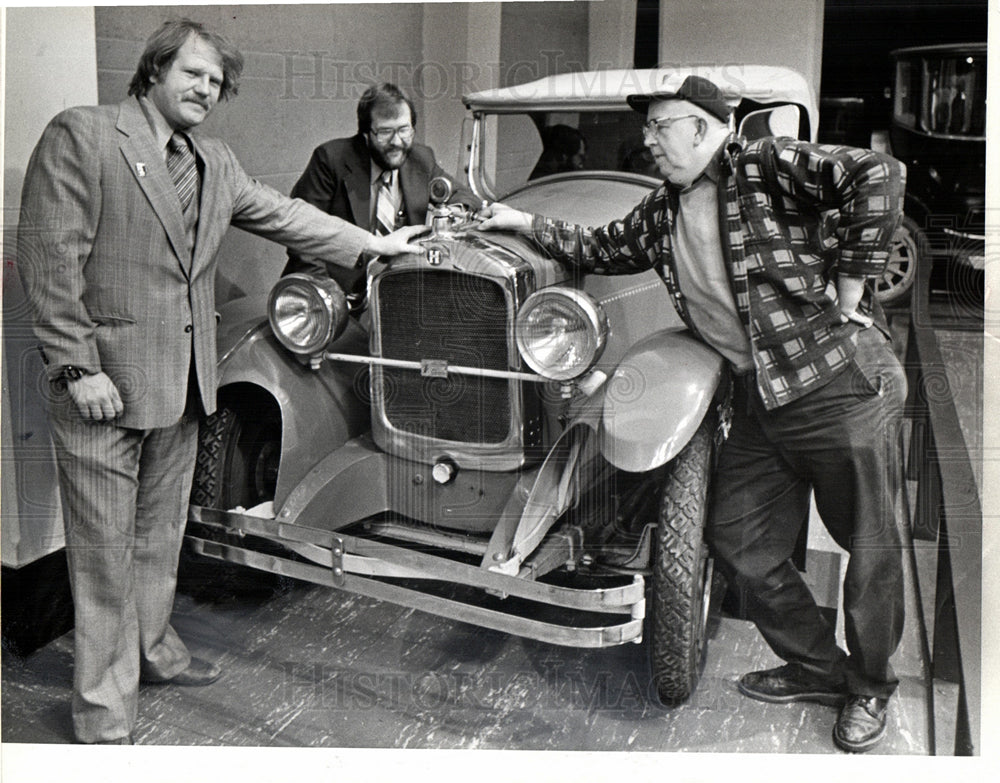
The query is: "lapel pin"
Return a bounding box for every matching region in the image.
[136,162,147,177]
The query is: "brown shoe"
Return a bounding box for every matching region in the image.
[834,695,889,753]
[143,656,221,687]
[738,663,847,707]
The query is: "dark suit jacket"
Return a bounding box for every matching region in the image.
[17,98,373,430]
[283,134,478,280]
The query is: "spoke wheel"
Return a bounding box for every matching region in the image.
[875,215,925,305]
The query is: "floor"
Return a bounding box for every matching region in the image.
[0,539,927,753]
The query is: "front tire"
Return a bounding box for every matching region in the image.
[192,406,281,509]
[182,401,285,598]
[649,414,715,705]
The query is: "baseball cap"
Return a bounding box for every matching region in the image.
[626,75,732,122]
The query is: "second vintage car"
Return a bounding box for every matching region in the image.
[186,65,819,704]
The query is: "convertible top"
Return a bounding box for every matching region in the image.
[464,65,818,131]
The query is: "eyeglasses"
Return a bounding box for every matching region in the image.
[641,114,699,138]
[370,125,415,143]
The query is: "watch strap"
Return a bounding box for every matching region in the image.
[60,365,93,381]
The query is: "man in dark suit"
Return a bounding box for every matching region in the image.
[16,19,427,745]
[283,82,477,295]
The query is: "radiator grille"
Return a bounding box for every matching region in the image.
[376,271,512,443]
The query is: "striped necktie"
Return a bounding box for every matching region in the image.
[374,169,397,236]
[167,132,198,212]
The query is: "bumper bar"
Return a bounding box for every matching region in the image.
[187,505,645,648]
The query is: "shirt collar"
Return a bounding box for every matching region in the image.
[371,164,396,188]
[137,95,176,154]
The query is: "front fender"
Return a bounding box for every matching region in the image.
[215,298,370,507]
[598,330,724,473]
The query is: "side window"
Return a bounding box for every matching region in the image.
[738,105,802,140]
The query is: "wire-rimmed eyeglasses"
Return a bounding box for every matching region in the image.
[641,114,699,138]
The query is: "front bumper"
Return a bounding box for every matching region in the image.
[186,504,645,649]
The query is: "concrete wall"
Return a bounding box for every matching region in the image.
[420,3,503,186]
[2,6,98,566]
[657,0,825,97]
[590,0,639,70]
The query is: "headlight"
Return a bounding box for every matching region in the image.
[267,274,349,355]
[515,288,608,381]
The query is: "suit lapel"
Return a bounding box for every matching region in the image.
[189,135,218,278]
[344,136,373,232]
[116,99,191,274]
[399,157,429,226]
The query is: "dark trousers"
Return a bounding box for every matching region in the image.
[707,327,907,698]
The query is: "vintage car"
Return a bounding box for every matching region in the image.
[874,42,986,308]
[186,66,818,705]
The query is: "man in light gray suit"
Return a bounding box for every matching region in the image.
[16,19,427,745]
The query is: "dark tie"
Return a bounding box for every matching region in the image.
[167,132,198,212]
[374,170,397,236]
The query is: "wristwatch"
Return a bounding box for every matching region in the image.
[59,365,93,381]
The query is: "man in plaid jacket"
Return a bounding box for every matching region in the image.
[477,75,907,754]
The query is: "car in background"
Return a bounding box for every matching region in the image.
[185,66,818,705]
[875,42,986,311]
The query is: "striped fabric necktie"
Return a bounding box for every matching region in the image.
[167,132,198,212]
[374,170,398,236]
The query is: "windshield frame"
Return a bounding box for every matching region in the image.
[891,44,987,141]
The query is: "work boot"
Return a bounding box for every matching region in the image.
[833,695,889,753]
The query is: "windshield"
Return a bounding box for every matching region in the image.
[893,50,986,138]
[482,109,657,197]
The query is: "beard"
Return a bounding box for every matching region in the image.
[370,143,411,171]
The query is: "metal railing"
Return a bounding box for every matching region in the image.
[902,255,982,755]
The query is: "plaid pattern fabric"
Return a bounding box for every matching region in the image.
[530,135,906,409]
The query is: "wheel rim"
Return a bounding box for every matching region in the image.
[250,438,280,502]
[876,224,919,303]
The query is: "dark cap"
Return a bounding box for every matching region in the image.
[626,75,732,122]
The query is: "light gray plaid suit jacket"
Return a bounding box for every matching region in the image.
[17,97,371,429]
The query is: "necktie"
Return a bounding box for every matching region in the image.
[167,132,198,212]
[374,170,397,236]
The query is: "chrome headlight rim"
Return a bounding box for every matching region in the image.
[267,273,349,356]
[515,288,608,381]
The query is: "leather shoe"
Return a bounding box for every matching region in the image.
[143,656,222,687]
[834,695,889,753]
[738,663,847,707]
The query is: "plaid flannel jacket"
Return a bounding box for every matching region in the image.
[530,135,906,409]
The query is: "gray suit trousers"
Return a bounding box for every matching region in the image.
[49,409,199,743]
